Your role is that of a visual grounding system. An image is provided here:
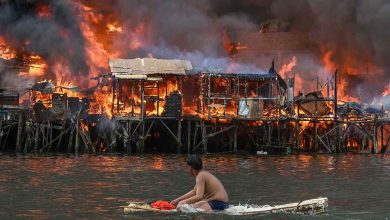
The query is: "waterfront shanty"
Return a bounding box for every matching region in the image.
[0,58,389,154]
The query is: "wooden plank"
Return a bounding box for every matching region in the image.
[15,111,24,153]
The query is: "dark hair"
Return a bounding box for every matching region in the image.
[187,154,203,170]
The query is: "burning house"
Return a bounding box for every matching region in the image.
[0,0,389,155]
[109,58,192,118]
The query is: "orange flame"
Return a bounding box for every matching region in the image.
[279,56,297,79]
[383,83,390,97]
[321,50,360,102]
[0,36,17,60]
[222,31,247,58]
[107,23,123,33]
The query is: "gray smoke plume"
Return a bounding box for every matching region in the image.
[0,0,389,102]
[270,0,390,101]
[0,0,89,80]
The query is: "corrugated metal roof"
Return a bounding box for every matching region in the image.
[109,58,193,76]
[188,67,278,79]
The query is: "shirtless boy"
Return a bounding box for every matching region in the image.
[171,154,229,211]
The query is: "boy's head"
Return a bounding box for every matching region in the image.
[187,154,203,175]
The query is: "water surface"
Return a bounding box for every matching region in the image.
[0,153,389,219]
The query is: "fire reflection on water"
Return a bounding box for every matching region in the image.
[0,154,389,219]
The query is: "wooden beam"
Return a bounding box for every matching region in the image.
[159,119,181,144]
[16,110,24,153]
[187,120,191,154]
[177,119,182,153]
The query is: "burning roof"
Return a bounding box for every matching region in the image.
[109,58,193,77]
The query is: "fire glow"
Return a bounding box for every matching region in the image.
[0,0,388,118]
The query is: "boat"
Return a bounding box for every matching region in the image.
[123,197,328,215]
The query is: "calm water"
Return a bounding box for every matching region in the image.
[0,153,389,220]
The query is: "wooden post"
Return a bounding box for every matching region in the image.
[201,121,207,153]
[124,121,130,154]
[0,110,3,151]
[41,123,46,149]
[268,122,272,147]
[157,82,160,116]
[137,120,145,154]
[177,119,182,153]
[373,115,378,154]
[23,123,31,153]
[117,80,120,113]
[16,110,24,153]
[296,120,300,151]
[110,121,117,152]
[137,80,146,154]
[67,125,74,153]
[314,100,318,152]
[75,119,79,154]
[362,135,367,152]
[56,123,64,152]
[381,105,384,153]
[111,78,116,115]
[327,77,330,98]
[334,70,339,152]
[127,121,132,154]
[34,123,39,152]
[187,119,191,154]
[49,122,53,150]
[193,121,198,152]
[233,122,238,152]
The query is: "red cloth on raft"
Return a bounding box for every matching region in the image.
[150,200,176,210]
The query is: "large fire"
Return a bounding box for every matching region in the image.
[0,0,388,120]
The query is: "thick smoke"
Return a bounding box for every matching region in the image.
[110,0,390,100]
[270,0,390,101]
[0,0,389,102]
[0,0,88,78]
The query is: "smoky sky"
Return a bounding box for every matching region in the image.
[0,0,389,99]
[0,0,88,78]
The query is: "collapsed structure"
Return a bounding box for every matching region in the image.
[0,58,389,154]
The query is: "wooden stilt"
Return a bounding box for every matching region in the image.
[229,129,233,151]
[187,120,191,155]
[192,121,198,153]
[16,110,24,153]
[373,116,378,154]
[127,121,132,154]
[137,120,145,153]
[268,122,272,149]
[34,123,39,153]
[23,122,31,153]
[75,119,80,154]
[362,135,367,152]
[234,122,238,152]
[334,70,340,152]
[41,123,46,149]
[67,125,75,153]
[2,124,12,151]
[56,123,64,152]
[381,106,385,153]
[137,81,145,154]
[110,122,117,152]
[49,122,53,150]
[201,121,207,153]
[0,112,3,151]
[314,100,318,152]
[177,119,182,153]
[123,122,130,154]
